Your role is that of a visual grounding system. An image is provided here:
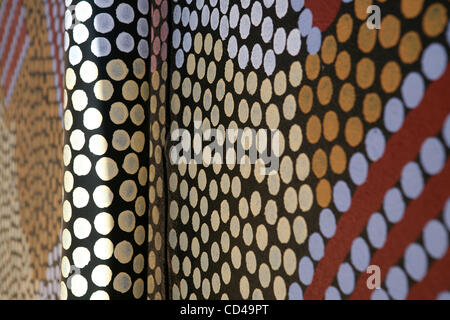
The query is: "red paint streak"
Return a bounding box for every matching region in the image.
[305,0,341,32]
[304,66,450,300]
[408,250,450,300]
[0,0,23,71]
[4,22,26,95]
[351,160,450,299]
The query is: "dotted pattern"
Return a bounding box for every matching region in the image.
[62,0,150,299]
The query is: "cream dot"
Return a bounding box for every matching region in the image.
[118,210,136,232]
[119,180,137,202]
[80,60,98,83]
[113,272,132,293]
[289,61,303,87]
[133,58,146,79]
[66,68,76,90]
[114,240,133,264]
[90,290,110,300]
[110,102,129,124]
[70,130,85,151]
[74,217,92,239]
[95,157,118,181]
[72,247,91,268]
[284,187,298,213]
[62,229,72,250]
[259,263,271,288]
[61,256,71,278]
[93,185,114,208]
[94,212,114,235]
[63,145,72,166]
[64,171,74,192]
[273,276,287,300]
[106,59,129,81]
[289,124,303,152]
[240,276,250,299]
[277,217,291,244]
[73,154,92,176]
[64,110,73,130]
[264,200,277,225]
[94,80,114,101]
[256,224,268,251]
[60,282,68,300]
[63,200,72,223]
[71,274,88,297]
[269,246,282,270]
[293,216,308,244]
[231,246,242,269]
[296,153,310,181]
[91,265,112,287]
[73,187,89,208]
[299,184,313,212]
[283,248,297,276]
[94,238,114,260]
[72,90,88,111]
[89,135,108,155]
[83,108,103,130]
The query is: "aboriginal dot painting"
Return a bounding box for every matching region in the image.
[0,0,449,301]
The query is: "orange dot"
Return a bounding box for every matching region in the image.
[306,54,321,80]
[306,115,322,144]
[339,83,355,112]
[330,145,347,174]
[356,57,375,89]
[423,3,447,38]
[336,13,353,43]
[379,15,401,49]
[335,51,352,81]
[323,111,339,142]
[345,117,364,147]
[399,31,422,64]
[316,179,332,208]
[298,85,314,114]
[312,149,328,178]
[358,23,377,53]
[317,76,333,106]
[321,35,338,64]
[381,61,402,93]
[401,0,424,19]
[355,0,373,21]
[363,93,382,123]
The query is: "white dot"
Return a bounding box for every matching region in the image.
[240,14,250,39]
[116,32,135,53]
[251,2,262,26]
[337,263,355,295]
[420,137,445,175]
[94,13,114,33]
[69,46,83,66]
[423,220,448,259]
[273,28,286,55]
[91,37,111,57]
[73,24,89,44]
[74,218,92,240]
[261,17,273,43]
[287,29,301,56]
[264,49,276,75]
[400,162,424,199]
[75,1,92,22]
[116,3,135,24]
[385,267,408,300]
[404,243,428,281]
[367,212,387,249]
[275,0,288,18]
[251,44,263,69]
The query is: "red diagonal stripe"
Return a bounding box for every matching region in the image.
[0,0,22,70]
[0,0,13,48]
[351,159,450,299]
[408,249,450,300]
[304,66,450,300]
[3,23,27,95]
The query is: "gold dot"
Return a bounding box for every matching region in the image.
[305,54,321,80]
[401,0,424,19]
[323,111,339,142]
[316,179,332,208]
[336,13,353,43]
[246,71,258,95]
[330,145,347,174]
[379,15,401,48]
[134,225,146,245]
[194,32,203,54]
[131,131,145,153]
[120,180,137,202]
[113,272,132,293]
[106,59,129,81]
[356,57,375,89]
[133,279,144,299]
[317,76,333,106]
[423,3,447,38]
[321,35,337,64]
[345,117,364,147]
[339,83,355,112]
[114,240,133,264]
[133,58,146,79]
[260,78,272,104]
[110,102,128,124]
[306,115,322,144]
[358,23,377,53]
[312,148,328,178]
[363,93,382,123]
[112,130,130,151]
[381,61,401,93]
[274,71,287,96]
[123,153,139,174]
[298,85,313,114]
[399,31,422,64]
[355,0,373,20]
[122,80,139,101]
[335,51,351,80]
